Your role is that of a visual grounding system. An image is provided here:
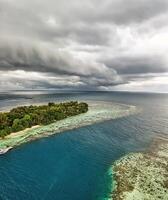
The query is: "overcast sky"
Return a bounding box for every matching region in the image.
[0,0,168,92]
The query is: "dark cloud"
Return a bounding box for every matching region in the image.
[104,55,168,75]
[0,0,168,91]
[79,0,168,25]
[0,38,117,78]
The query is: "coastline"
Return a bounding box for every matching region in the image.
[0,101,137,154]
[111,138,168,200]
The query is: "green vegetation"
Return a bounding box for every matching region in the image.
[0,101,88,138]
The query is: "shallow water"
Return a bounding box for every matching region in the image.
[0,91,168,200]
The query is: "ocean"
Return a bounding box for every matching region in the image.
[0,91,167,200]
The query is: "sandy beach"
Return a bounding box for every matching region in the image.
[6,125,40,138]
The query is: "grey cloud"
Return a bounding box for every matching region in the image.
[0,37,123,90]
[0,0,168,91]
[0,70,124,91]
[75,0,168,25]
[1,0,167,44]
[104,55,167,75]
[0,37,113,76]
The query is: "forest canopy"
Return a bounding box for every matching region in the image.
[0,101,88,138]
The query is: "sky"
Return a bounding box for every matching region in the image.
[0,0,168,92]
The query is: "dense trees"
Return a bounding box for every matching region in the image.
[0,101,88,138]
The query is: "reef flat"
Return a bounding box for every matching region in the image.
[0,101,136,154]
[112,138,168,200]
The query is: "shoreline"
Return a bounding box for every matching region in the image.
[111,137,168,200]
[0,101,137,154]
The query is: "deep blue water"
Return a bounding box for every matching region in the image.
[0,91,168,200]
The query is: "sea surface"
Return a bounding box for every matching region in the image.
[0,91,168,200]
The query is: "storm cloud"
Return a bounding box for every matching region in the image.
[0,0,168,91]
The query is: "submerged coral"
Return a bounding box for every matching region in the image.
[112,139,168,200]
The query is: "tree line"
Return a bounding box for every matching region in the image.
[0,101,88,138]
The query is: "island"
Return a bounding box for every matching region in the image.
[0,101,137,154]
[0,101,88,138]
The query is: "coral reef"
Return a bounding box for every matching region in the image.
[112,139,168,200]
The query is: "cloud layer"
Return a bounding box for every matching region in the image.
[0,0,168,91]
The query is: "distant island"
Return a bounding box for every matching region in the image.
[0,101,88,138]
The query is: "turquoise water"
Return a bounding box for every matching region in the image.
[0,91,168,200]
